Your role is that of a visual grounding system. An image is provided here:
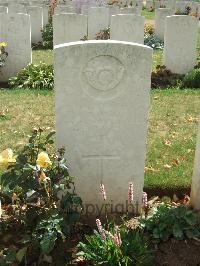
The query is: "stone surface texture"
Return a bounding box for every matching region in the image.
[110,14,144,44]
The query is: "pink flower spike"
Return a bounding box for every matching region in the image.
[115,226,122,246]
[128,182,134,203]
[96,219,106,241]
[100,181,107,201]
[142,192,148,209]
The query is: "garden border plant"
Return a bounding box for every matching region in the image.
[0,128,82,265]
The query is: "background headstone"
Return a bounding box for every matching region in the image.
[53,13,87,46]
[155,8,173,41]
[0,13,32,82]
[110,14,144,44]
[27,6,43,43]
[88,7,110,39]
[164,15,198,74]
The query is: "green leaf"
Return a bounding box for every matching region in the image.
[16,247,27,262]
[173,224,183,239]
[40,231,57,254]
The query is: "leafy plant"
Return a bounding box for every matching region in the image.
[0,41,8,68]
[9,63,54,90]
[77,221,153,265]
[41,23,53,49]
[175,6,191,15]
[144,24,154,35]
[144,33,164,49]
[0,129,82,263]
[140,203,200,241]
[181,67,200,89]
[151,65,183,88]
[95,27,110,40]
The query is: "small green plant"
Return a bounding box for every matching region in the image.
[0,129,82,264]
[151,65,182,88]
[144,24,154,35]
[140,203,200,241]
[77,220,153,265]
[0,41,8,68]
[181,67,200,89]
[9,63,54,90]
[144,33,164,49]
[41,23,53,49]
[95,27,110,40]
[175,5,191,15]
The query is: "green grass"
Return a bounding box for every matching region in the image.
[0,88,200,190]
[32,49,53,65]
[142,8,155,20]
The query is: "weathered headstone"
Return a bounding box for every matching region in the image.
[42,5,48,26]
[54,40,152,214]
[164,15,198,74]
[155,8,173,41]
[53,13,87,46]
[27,6,43,43]
[110,14,144,44]
[54,4,74,14]
[0,13,32,82]
[88,7,110,39]
[120,7,141,15]
[8,3,26,14]
[191,120,200,211]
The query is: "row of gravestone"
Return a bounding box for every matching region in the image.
[54,3,143,16]
[146,0,200,12]
[0,4,49,43]
[0,11,199,215]
[53,10,198,74]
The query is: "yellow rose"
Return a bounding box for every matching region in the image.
[36,152,52,168]
[0,42,7,47]
[0,148,16,165]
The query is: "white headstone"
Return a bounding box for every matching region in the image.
[120,6,141,15]
[0,13,32,82]
[8,3,26,13]
[191,121,200,211]
[54,40,152,214]
[53,13,87,46]
[27,6,43,43]
[54,5,74,14]
[155,8,173,41]
[0,5,8,12]
[164,15,198,74]
[88,7,110,39]
[42,5,48,26]
[110,14,144,44]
